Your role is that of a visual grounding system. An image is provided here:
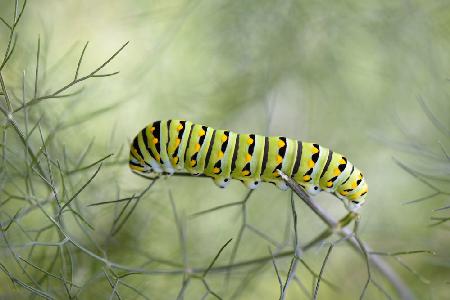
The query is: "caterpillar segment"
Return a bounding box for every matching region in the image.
[129,120,368,210]
[229,133,263,189]
[206,130,237,188]
[292,143,330,196]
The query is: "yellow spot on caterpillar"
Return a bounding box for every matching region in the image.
[217,151,224,158]
[199,129,206,136]
[195,143,201,151]
[150,127,155,133]
[276,155,283,163]
[333,168,341,176]
[177,124,183,131]
[303,175,311,181]
[245,153,252,162]
[273,171,280,177]
[359,173,363,179]
[242,170,250,176]
[351,181,358,188]
[155,154,161,162]
[175,138,181,147]
[340,191,349,196]
[221,135,228,142]
[190,160,196,166]
[308,160,315,168]
[277,140,285,148]
[312,146,319,154]
[339,158,346,165]
[172,157,179,164]
[327,181,333,188]
[153,138,158,144]
[247,138,254,145]
[213,167,221,174]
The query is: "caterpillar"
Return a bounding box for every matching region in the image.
[129,120,368,210]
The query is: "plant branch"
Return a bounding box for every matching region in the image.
[277,170,415,300]
[13,41,129,113]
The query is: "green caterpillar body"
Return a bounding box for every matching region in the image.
[129,120,368,210]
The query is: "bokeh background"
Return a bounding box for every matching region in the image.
[1,0,449,299]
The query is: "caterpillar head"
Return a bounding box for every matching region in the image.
[129,137,153,174]
[335,170,368,211]
[129,153,150,174]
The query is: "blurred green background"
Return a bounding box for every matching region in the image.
[1,0,449,299]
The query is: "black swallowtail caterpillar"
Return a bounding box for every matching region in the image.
[129,120,368,210]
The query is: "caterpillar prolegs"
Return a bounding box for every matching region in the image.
[129,120,368,210]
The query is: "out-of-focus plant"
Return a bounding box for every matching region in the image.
[394,97,450,225]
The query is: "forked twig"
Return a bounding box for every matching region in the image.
[14,41,129,113]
